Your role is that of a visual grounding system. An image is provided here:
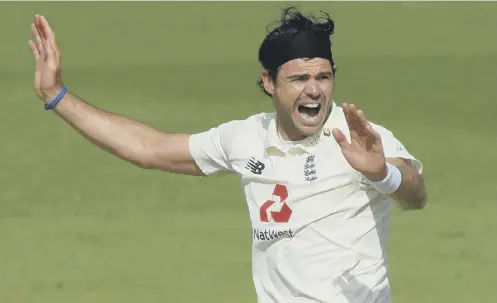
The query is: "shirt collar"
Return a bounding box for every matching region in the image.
[265,101,338,155]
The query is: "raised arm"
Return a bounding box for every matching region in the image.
[333,103,427,210]
[28,15,203,176]
[384,157,427,210]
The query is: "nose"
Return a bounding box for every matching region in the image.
[304,79,320,100]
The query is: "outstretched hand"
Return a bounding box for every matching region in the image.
[332,103,387,181]
[28,14,63,102]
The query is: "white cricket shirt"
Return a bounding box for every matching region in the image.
[188,102,422,303]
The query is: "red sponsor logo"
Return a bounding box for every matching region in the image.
[260,184,292,223]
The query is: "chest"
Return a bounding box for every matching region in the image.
[232,141,367,229]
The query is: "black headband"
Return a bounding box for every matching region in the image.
[260,29,335,71]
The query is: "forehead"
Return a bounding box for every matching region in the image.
[279,57,332,75]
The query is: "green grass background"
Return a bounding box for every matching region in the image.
[1,1,496,302]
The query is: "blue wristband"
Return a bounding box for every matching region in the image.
[44,85,68,110]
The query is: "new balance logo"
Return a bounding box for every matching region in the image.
[246,157,265,175]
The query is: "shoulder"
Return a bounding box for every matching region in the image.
[369,121,406,147]
[368,121,423,173]
[237,111,275,132]
[369,121,409,152]
[368,120,406,150]
[226,111,275,136]
[226,111,275,150]
[369,121,394,137]
[212,112,275,171]
[198,112,273,136]
[194,111,274,153]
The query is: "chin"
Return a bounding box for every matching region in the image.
[297,124,322,138]
[292,104,329,138]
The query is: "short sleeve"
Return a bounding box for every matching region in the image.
[371,123,423,174]
[188,120,241,176]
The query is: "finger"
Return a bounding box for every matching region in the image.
[355,109,381,139]
[39,25,52,60]
[342,103,355,123]
[40,15,60,65]
[350,106,370,134]
[29,39,42,92]
[355,109,370,128]
[40,15,56,42]
[36,15,51,57]
[341,103,350,115]
[345,104,363,131]
[49,35,60,66]
[346,104,360,122]
[366,123,381,140]
[347,104,358,116]
[31,22,45,61]
[332,128,350,149]
[31,23,42,52]
[35,15,45,39]
[28,40,40,59]
[45,35,58,70]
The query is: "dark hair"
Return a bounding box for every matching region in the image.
[257,6,337,97]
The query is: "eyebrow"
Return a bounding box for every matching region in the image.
[285,71,333,80]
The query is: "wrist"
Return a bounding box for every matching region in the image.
[362,164,388,182]
[43,85,68,111]
[42,85,64,103]
[364,163,402,194]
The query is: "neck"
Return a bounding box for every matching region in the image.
[276,119,307,142]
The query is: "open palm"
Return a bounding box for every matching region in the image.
[332,103,387,181]
[28,14,62,101]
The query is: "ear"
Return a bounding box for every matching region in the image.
[261,70,276,95]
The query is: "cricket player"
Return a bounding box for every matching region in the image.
[28,7,427,303]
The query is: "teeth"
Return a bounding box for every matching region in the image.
[302,104,319,108]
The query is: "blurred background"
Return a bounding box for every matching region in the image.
[1,1,496,303]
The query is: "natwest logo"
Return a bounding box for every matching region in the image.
[259,184,292,223]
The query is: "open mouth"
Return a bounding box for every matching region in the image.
[298,103,321,119]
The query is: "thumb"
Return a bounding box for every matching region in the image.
[332,128,349,149]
